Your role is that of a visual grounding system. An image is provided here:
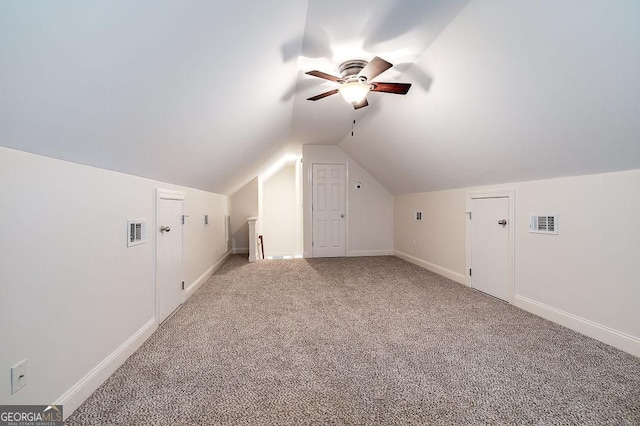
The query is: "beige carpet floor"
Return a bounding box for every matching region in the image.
[67,255,640,425]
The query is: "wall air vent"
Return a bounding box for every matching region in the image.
[127,220,147,247]
[529,213,558,235]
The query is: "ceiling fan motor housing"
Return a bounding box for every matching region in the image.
[339,59,368,79]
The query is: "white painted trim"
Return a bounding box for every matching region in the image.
[394,250,466,284]
[185,250,231,298]
[214,250,231,272]
[232,247,249,254]
[349,249,394,257]
[465,188,516,303]
[185,267,212,299]
[56,318,157,419]
[248,217,259,262]
[345,162,350,257]
[265,252,297,257]
[514,295,640,358]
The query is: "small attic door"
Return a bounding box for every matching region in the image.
[466,189,515,303]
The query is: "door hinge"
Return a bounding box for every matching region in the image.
[466,211,472,220]
[469,268,472,276]
[181,215,186,225]
[181,281,185,290]
[312,241,314,246]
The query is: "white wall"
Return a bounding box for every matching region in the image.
[0,147,230,414]
[229,177,259,253]
[394,188,467,283]
[302,145,393,257]
[262,165,297,257]
[394,169,640,356]
[183,187,231,290]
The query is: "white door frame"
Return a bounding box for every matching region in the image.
[465,188,515,303]
[155,189,186,323]
[310,162,349,257]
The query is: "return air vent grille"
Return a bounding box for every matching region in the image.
[127,220,147,247]
[529,213,558,235]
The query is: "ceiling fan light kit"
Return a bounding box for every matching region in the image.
[306,56,412,109]
[339,80,371,104]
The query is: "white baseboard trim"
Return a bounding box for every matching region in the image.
[186,266,213,299]
[265,252,295,258]
[232,247,248,254]
[56,318,157,419]
[214,250,232,272]
[394,250,466,285]
[348,249,394,257]
[185,250,231,299]
[514,295,640,357]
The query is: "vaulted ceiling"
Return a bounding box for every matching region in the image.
[1,1,639,195]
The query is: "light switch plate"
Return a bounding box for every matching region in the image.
[11,359,28,394]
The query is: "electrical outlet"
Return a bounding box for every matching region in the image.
[11,359,28,394]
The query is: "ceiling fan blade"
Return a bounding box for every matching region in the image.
[307,89,339,101]
[371,82,412,95]
[305,70,343,82]
[353,98,369,109]
[358,56,392,81]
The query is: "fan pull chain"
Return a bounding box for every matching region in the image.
[352,110,356,137]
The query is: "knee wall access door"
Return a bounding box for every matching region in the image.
[467,190,515,302]
[156,190,185,323]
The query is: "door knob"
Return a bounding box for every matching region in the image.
[340,214,345,218]
[160,225,171,233]
[498,219,507,226]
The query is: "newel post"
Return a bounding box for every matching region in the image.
[247,217,258,262]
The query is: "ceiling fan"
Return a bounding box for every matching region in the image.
[305,56,411,109]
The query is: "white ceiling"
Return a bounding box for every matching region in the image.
[1,0,639,195]
[339,0,640,194]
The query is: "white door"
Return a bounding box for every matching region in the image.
[156,191,184,323]
[470,197,510,301]
[312,164,346,257]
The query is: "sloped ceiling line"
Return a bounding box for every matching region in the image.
[1,0,638,195]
